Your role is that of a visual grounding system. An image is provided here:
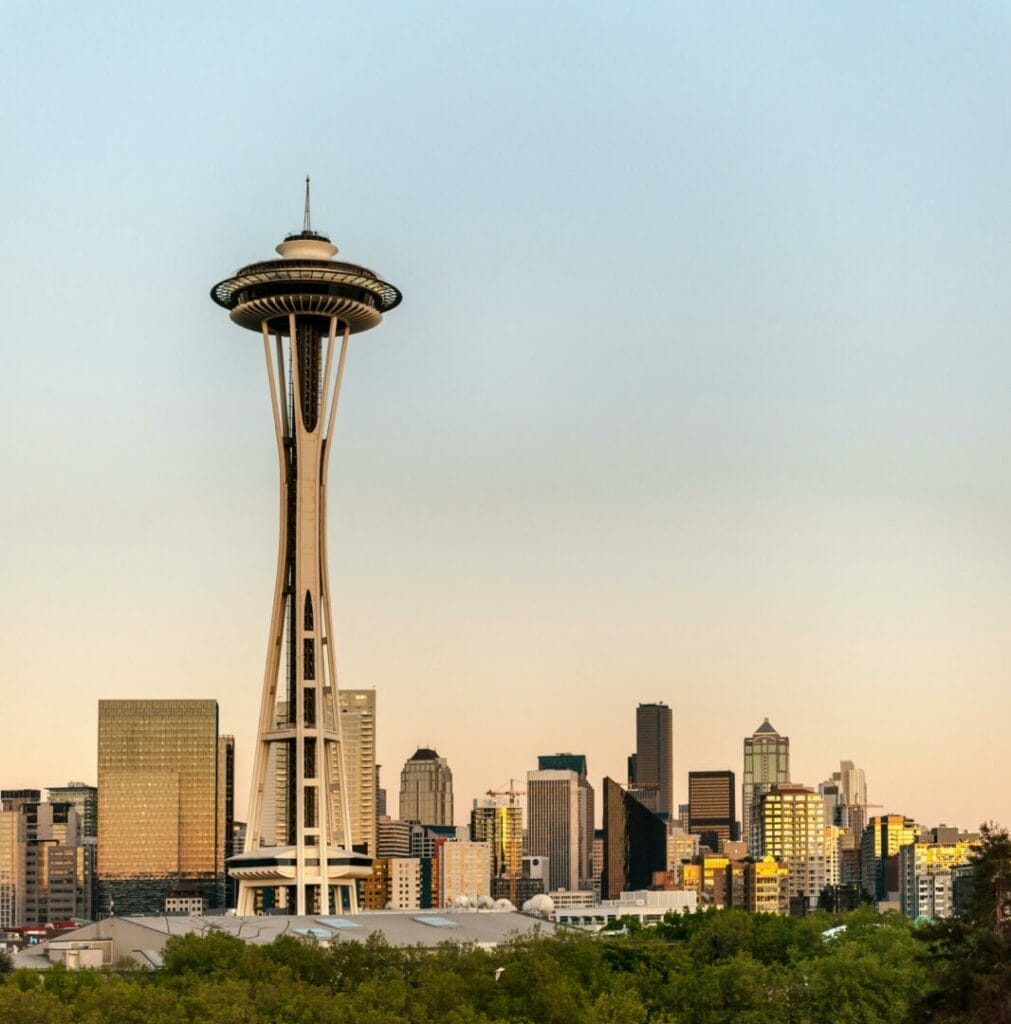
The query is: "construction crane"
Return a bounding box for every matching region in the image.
[485,780,526,906]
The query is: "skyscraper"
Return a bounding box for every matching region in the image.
[96,699,231,915]
[211,185,401,915]
[527,755,595,893]
[600,778,667,900]
[336,690,377,855]
[399,749,454,826]
[742,718,790,852]
[687,770,737,853]
[46,783,98,840]
[470,797,522,884]
[632,703,673,817]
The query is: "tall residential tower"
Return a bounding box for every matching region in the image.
[742,718,790,852]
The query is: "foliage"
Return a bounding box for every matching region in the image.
[0,905,939,1023]
[0,948,12,979]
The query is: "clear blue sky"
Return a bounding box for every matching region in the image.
[1,2,1009,828]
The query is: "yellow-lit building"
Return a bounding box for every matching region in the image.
[745,856,790,914]
[756,785,832,907]
[360,858,392,910]
[97,700,232,915]
[470,798,522,881]
[900,840,977,920]
[861,814,921,901]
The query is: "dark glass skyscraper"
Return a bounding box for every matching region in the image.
[600,777,667,900]
[633,703,673,817]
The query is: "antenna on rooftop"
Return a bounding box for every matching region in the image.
[303,175,312,233]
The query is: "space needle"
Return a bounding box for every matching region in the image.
[211,181,402,915]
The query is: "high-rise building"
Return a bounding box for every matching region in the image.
[755,784,835,908]
[631,703,673,817]
[900,839,976,920]
[0,808,26,928]
[212,184,400,915]
[470,797,521,883]
[96,699,232,916]
[688,770,737,852]
[399,748,454,826]
[46,784,98,840]
[376,816,412,858]
[536,754,594,888]
[742,718,790,852]
[600,778,667,901]
[527,769,583,893]
[335,690,377,855]
[861,814,921,902]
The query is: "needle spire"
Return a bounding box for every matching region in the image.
[303,175,312,234]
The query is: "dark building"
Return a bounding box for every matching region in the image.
[688,770,737,853]
[600,777,667,901]
[633,703,673,817]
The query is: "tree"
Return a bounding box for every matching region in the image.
[0,948,12,980]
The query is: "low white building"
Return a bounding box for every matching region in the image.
[554,889,697,931]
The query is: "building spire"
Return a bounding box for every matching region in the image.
[303,175,312,234]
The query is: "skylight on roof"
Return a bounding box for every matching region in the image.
[414,915,458,928]
[316,917,362,930]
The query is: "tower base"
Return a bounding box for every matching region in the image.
[228,846,372,915]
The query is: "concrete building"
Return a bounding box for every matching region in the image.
[211,200,401,916]
[688,770,736,852]
[631,703,674,817]
[376,816,412,858]
[755,785,834,908]
[527,760,597,893]
[743,719,790,853]
[600,778,666,900]
[335,690,377,855]
[399,748,454,826]
[899,840,976,920]
[96,700,232,916]
[553,889,697,931]
[389,857,423,910]
[439,841,491,907]
[46,784,98,840]
[0,809,26,929]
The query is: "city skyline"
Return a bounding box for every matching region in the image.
[2,3,1010,833]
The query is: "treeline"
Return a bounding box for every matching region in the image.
[0,825,1007,1024]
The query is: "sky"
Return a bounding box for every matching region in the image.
[1,2,1009,832]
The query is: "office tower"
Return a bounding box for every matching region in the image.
[45,784,98,840]
[632,703,673,817]
[742,718,790,851]
[377,816,412,858]
[688,770,737,852]
[861,814,921,901]
[400,748,454,826]
[832,760,869,837]
[537,754,594,888]
[1,790,41,812]
[335,690,377,855]
[96,699,231,916]
[470,797,522,885]
[211,183,400,916]
[755,784,834,908]
[600,778,666,900]
[527,757,595,893]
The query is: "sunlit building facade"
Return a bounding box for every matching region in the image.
[900,840,977,920]
[96,700,232,915]
[688,770,736,852]
[470,797,521,882]
[399,748,454,826]
[336,690,377,854]
[860,814,921,902]
[755,784,832,907]
[743,718,790,853]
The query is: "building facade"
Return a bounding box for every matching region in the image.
[470,798,521,883]
[527,769,583,893]
[439,841,492,907]
[742,718,790,852]
[755,784,834,907]
[336,690,377,855]
[687,770,736,853]
[96,700,232,915]
[861,814,921,902]
[600,778,667,901]
[399,748,454,826]
[632,703,673,818]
